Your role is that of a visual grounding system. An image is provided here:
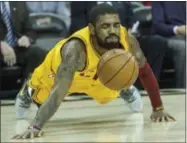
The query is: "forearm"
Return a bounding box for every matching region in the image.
[31,89,62,129]
[138,61,163,111]
[31,71,74,128]
[126,34,163,110]
[30,39,84,129]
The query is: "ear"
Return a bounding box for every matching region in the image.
[88,23,95,36]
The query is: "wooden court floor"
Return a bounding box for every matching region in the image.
[1,94,186,142]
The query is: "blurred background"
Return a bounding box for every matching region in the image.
[0,1,186,102]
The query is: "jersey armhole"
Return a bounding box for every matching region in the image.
[59,37,88,72]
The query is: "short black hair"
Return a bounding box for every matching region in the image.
[89,4,118,26]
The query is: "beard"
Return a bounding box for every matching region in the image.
[95,33,120,50]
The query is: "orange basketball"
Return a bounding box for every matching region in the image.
[97,49,139,91]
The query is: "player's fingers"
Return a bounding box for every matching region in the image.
[168,115,176,121]
[33,131,39,138]
[159,117,163,122]
[150,115,153,120]
[37,131,43,137]
[150,115,154,121]
[161,116,166,122]
[155,117,160,123]
[22,132,30,139]
[30,131,34,139]
[15,135,23,139]
[151,117,157,122]
[164,116,169,122]
[12,134,21,139]
[162,116,166,122]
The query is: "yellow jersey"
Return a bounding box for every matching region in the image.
[29,26,131,105]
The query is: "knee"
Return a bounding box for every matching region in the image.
[175,41,185,56]
[168,37,185,51]
[179,42,185,51]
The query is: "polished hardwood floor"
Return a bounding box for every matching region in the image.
[1,94,185,142]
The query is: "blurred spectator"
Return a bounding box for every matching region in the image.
[142,1,152,6]
[26,2,71,32]
[70,1,135,34]
[152,2,186,88]
[70,1,167,82]
[0,1,47,79]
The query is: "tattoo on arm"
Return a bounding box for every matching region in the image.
[32,39,85,128]
[128,34,146,67]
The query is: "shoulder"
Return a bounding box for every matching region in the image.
[61,38,86,55]
[59,38,87,71]
[64,38,85,48]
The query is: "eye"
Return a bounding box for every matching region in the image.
[101,24,109,29]
[114,23,120,28]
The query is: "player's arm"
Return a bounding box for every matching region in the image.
[31,39,86,129]
[127,34,163,110]
[13,39,86,139]
[127,34,175,122]
[127,34,146,67]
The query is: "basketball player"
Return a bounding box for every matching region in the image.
[13,4,175,139]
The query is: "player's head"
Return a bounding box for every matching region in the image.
[88,4,121,49]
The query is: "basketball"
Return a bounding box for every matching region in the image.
[97,49,139,91]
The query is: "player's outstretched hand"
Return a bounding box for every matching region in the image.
[150,110,176,122]
[12,125,43,139]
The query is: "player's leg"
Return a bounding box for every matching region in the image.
[120,85,143,112]
[15,78,33,119]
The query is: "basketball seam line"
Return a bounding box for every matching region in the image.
[120,60,136,90]
[104,55,133,86]
[97,53,125,76]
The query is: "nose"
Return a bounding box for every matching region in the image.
[109,26,115,34]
